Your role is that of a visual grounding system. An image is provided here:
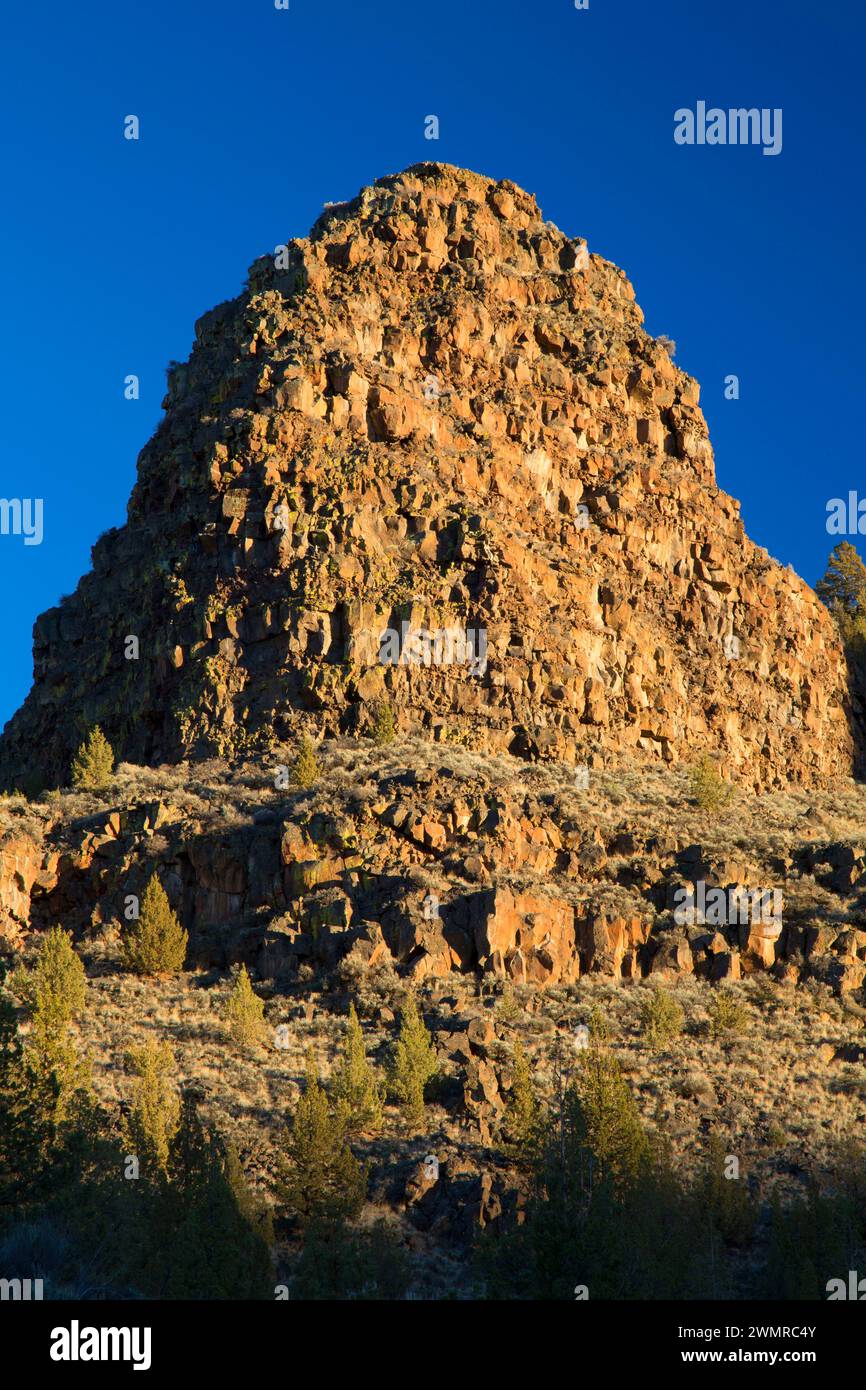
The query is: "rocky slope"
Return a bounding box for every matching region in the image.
[4,751,866,1295]
[3,743,866,992]
[0,163,857,792]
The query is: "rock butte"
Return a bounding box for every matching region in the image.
[0,161,858,792]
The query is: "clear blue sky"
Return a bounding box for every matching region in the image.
[1,0,863,728]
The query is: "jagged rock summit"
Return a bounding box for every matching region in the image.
[0,162,855,790]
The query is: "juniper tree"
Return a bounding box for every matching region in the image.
[121,876,188,976]
[0,989,48,1210]
[12,926,86,1020]
[274,1053,367,1228]
[817,542,866,659]
[389,994,437,1129]
[20,929,90,1128]
[149,1092,273,1298]
[566,1034,649,1194]
[371,700,396,746]
[70,726,115,791]
[688,755,732,815]
[122,1039,181,1179]
[502,1038,543,1167]
[28,998,91,1130]
[291,1217,410,1300]
[639,988,685,1051]
[696,1134,758,1245]
[224,1138,274,1248]
[816,541,866,619]
[291,734,320,789]
[33,927,86,1020]
[331,1004,383,1135]
[223,965,267,1047]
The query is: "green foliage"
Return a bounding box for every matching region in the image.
[817,543,866,664]
[18,930,91,1129]
[689,755,733,814]
[12,927,86,1019]
[502,1039,543,1167]
[480,1036,786,1300]
[588,1005,609,1043]
[0,989,52,1213]
[566,1034,650,1193]
[121,876,188,976]
[371,700,396,746]
[33,927,86,1020]
[291,734,321,789]
[274,1054,367,1229]
[28,1002,91,1130]
[495,980,520,1022]
[223,965,267,1047]
[0,979,273,1300]
[70,726,115,790]
[707,987,749,1038]
[331,1005,383,1136]
[696,1135,758,1245]
[639,988,685,1051]
[816,541,866,618]
[151,1092,274,1298]
[388,995,438,1128]
[122,1039,181,1179]
[291,1218,409,1300]
[224,1139,275,1249]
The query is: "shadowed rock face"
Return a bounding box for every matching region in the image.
[0,162,856,791]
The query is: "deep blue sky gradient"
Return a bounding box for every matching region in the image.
[1,0,863,726]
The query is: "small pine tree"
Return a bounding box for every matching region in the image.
[371,700,396,746]
[389,995,438,1128]
[274,1053,367,1228]
[332,1004,383,1135]
[224,1139,275,1248]
[291,1216,410,1300]
[588,1005,609,1043]
[639,988,685,1051]
[121,876,188,977]
[157,1093,274,1297]
[23,930,90,1128]
[816,541,866,618]
[503,1039,543,1167]
[707,987,749,1038]
[33,927,86,1021]
[0,989,49,1208]
[291,734,320,789]
[27,1004,91,1129]
[223,965,266,1047]
[568,1035,649,1192]
[817,542,866,660]
[13,927,86,1021]
[123,1039,181,1178]
[689,755,733,815]
[696,1134,758,1245]
[70,726,115,790]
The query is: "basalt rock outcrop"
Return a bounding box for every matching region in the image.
[4,754,866,993]
[0,162,856,792]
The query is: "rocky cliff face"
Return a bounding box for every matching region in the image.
[0,162,855,791]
